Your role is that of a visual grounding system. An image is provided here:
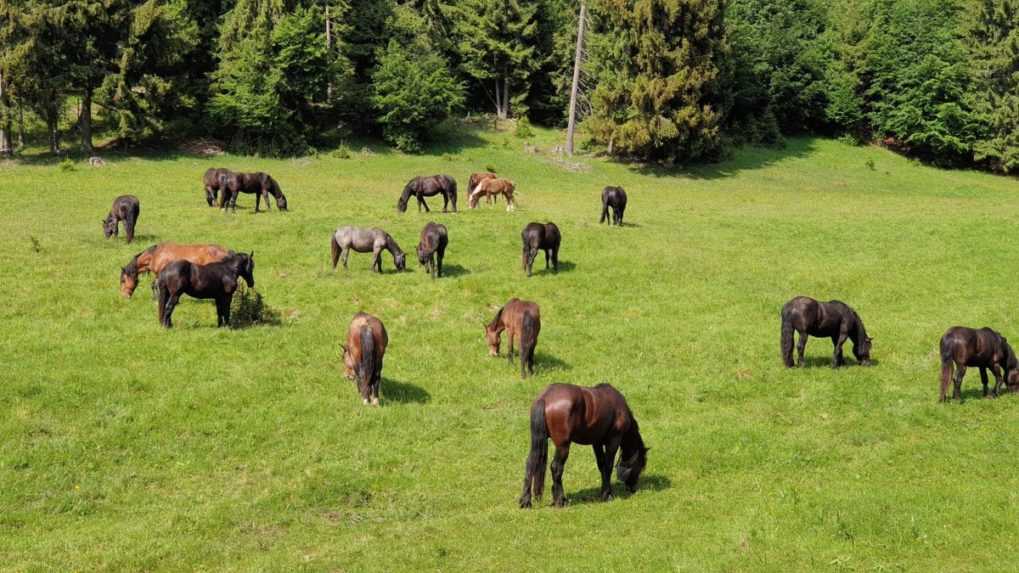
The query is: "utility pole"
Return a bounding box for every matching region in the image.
[565,0,587,156]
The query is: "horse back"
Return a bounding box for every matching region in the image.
[150,243,231,275]
[943,326,1005,367]
[502,299,539,333]
[348,313,388,357]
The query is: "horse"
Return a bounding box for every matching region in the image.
[330,226,406,273]
[155,252,255,328]
[520,383,649,508]
[103,195,140,243]
[221,171,288,212]
[468,172,498,205]
[600,186,627,226]
[120,243,232,298]
[340,312,388,406]
[485,298,541,378]
[417,222,448,279]
[397,175,458,213]
[470,177,517,210]
[521,222,561,277]
[939,326,1019,402]
[780,296,872,368]
[202,167,232,207]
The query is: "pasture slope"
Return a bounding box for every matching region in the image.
[2,126,1019,572]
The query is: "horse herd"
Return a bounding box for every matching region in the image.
[101,166,1014,508]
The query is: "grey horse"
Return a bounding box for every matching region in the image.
[331,226,407,273]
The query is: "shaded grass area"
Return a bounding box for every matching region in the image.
[3,129,1019,571]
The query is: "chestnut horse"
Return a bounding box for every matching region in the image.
[120,243,232,297]
[341,312,388,406]
[202,168,231,207]
[780,296,872,368]
[521,222,561,277]
[520,383,648,508]
[485,298,540,378]
[468,172,498,205]
[221,171,287,212]
[417,222,448,279]
[103,195,140,243]
[470,177,517,210]
[600,186,627,226]
[939,326,1019,402]
[156,252,255,328]
[397,175,458,213]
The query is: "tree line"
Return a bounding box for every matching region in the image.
[0,0,1017,173]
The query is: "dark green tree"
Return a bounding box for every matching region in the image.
[969,0,1019,172]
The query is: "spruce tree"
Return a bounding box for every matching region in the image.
[970,0,1019,173]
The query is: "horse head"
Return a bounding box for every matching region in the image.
[235,252,255,288]
[340,343,356,381]
[397,179,416,213]
[615,445,649,493]
[119,266,138,298]
[416,242,430,266]
[393,251,406,271]
[102,214,116,238]
[852,330,873,366]
[484,315,503,356]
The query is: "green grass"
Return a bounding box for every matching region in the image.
[3,126,1019,571]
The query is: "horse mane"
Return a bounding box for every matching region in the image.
[620,415,645,461]
[488,305,505,330]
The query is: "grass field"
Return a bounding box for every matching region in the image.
[3,125,1019,571]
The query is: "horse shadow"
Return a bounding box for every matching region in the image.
[384,378,431,404]
[125,234,159,242]
[535,353,571,373]
[565,474,672,506]
[439,264,470,278]
[795,356,878,369]
[534,260,575,276]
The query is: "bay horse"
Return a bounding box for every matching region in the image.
[470,177,517,210]
[202,167,232,207]
[520,383,648,508]
[521,222,561,277]
[485,298,540,378]
[417,222,448,278]
[221,171,288,212]
[340,312,388,406]
[939,326,1019,402]
[780,296,872,368]
[119,243,232,297]
[103,195,140,243]
[468,172,498,205]
[397,175,458,213]
[600,186,627,226]
[156,252,255,328]
[331,226,406,273]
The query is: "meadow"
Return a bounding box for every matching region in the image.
[2,125,1019,572]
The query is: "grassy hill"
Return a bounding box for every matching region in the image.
[3,126,1019,571]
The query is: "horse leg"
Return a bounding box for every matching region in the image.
[442,192,449,213]
[372,247,383,273]
[436,248,444,278]
[255,190,262,213]
[507,332,515,364]
[552,247,559,273]
[545,249,550,270]
[796,332,807,367]
[602,436,621,501]
[980,367,990,397]
[342,247,350,269]
[163,292,181,329]
[430,253,437,279]
[551,444,571,507]
[593,444,611,501]
[953,365,967,401]
[989,364,1004,398]
[832,332,848,368]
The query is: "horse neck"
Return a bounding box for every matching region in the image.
[620,420,644,459]
[489,307,506,333]
[386,236,403,256]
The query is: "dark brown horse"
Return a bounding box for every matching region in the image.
[468,172,498,205]
[417,222,448,279]
[520,383,648,508]
[397,175,457,213]
[485,298,540,378]
[120,243,232,297]
[341,312,388,406]
[221,171,287,212]
[103,195,140,243]
[600,186,627,226]
[156,252,255,328]
[202,167,232,207]
[939,326,1019,402]
[521,222,561,277]
[781,296,872,368]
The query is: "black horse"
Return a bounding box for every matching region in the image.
[939,326,1019,402]
[221,172,288,212]
[103,195,141,243]
[202,167,232,207]
[156,252,255,328]
[781,296,872,368]
[417,221,448,278]
[521,222,561,277]
[600,186,627,226]
[398,175,458,213]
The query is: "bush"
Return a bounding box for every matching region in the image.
[229,283,280,328]
[514,117,535,139]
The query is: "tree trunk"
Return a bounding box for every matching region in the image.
[81,86,93,154]
[325,4,333,101]
[48,110,60,154]
[0,70,12,157]
[502,76,509,120]
[17,104,25,149]
[494,78,502,125]
[566,0,588,156]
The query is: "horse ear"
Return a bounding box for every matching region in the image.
[249,251,254,259]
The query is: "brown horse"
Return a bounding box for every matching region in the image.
[470,177,517,210]
[521,222,561,277]
[468,172,498,205]
[221,171,287,212]
[485,298,540,378]
[780,296,872,368]
[103,195,140,243]
[341,312,388,406]
[397,175,458,213]
[417,221,448,279]
[939,326,1019,402]
[520,383,648,508]
[156,252,255,329]
[202,167,232,207]
[120,243,232,297]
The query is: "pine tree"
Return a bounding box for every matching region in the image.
[970,0,1019,173]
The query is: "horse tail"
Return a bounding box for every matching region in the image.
[520,311,538,378]
[448,176,458,210]
[330,233,341,270]
[126,204,138,242]
[781,307,795,367]
[600,194,609,223]
[358,325,377,391]
[525,397,548,501]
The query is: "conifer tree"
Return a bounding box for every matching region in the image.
[970,0,1019,172]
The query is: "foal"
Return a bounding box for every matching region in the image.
[341,312,388,406]
[600,186,627,226]
[485,298,541,378]
[103,195,141,243]
[156,252,255,328]
[417,222,448,278]
[939,326,1019,402]
[780,296,872,368]
[470,178,517,210]
[521,222,561,277]
[468,172,498,205]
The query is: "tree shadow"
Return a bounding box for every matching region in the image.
[439,264,470,278]
[629,137,820,181]
[384,378,431,404]
[562,474,672,506]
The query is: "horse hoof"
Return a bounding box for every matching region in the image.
[519,499,532,509]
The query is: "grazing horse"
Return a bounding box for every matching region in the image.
[521,222,561,277]
[417,222,448,279]
[600,186,627,226]
[340,312,388,406]
[120,243,232,297]
[331,226,407,273]
[780,296,872,368]
[468,172,498,205]
[485,298,541,378]
[520,383,648,508]
[939,326,1019,402]
[470,177,517,210]
[103,195,140,243]
[156,252,255,328]
[221,171,288,212]
[202,167,232,207]
[397,175,458,213]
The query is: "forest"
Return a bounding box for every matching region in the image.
[0,0,1017,173]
